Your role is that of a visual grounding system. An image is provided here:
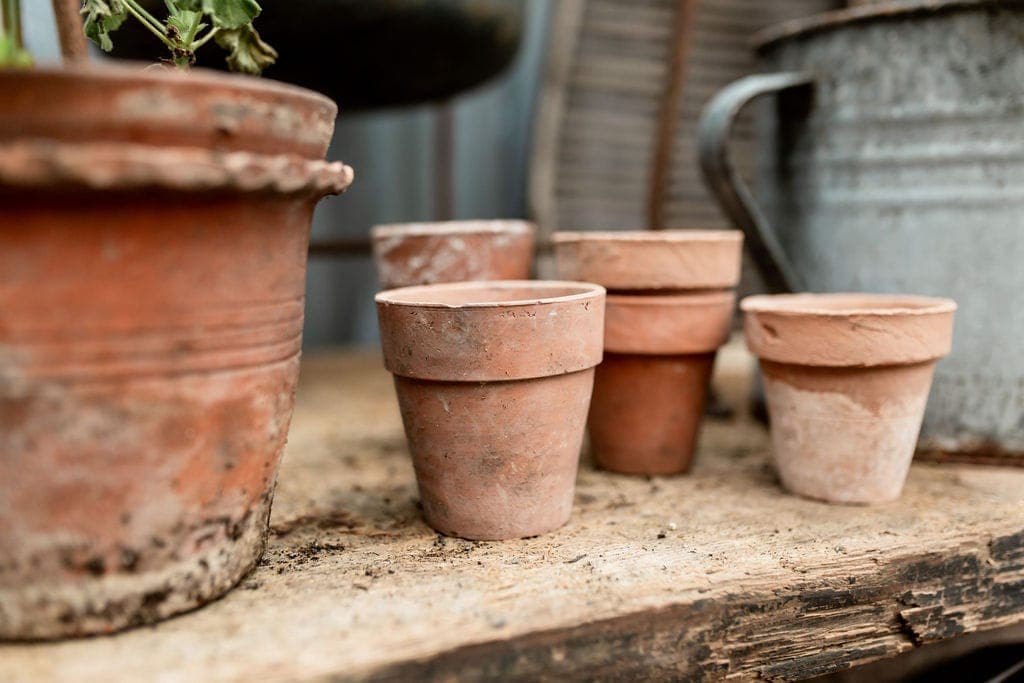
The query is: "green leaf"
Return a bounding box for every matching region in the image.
[0,34,33,68]
[166,9,202,40]
[202,0,261,30]
[214,23,276,75]
[81,0,128,52]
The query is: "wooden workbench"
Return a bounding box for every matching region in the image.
[3,343,1024,681]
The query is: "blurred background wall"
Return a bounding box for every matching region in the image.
[305,1,550,347]
[20,0,550,349]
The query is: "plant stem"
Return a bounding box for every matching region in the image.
[121,0,174,48]
[1,0,24,49]
[51,0,89,62]
[191,26,219,49]
[130,0,167,33]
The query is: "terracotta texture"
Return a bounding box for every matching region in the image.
[554,231,742,475]
[552,230,743,291]
[589,353,716,476]
[0,65,353,640]
[604,291,735,355]
[742,293,957,504]
[587,291,736,475]
[371,220,535,289]
[375,281,605,539]
[0,63,337,157]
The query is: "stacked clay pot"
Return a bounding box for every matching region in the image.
[742,293,956,504]
[371,220,535,289]
[554,231,743,475]
[376,281,606,539]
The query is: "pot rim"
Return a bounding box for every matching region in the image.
[552,229,742,244]
[372,220,536,239]
[1,61,337,114]
[741,293,957,317]
[0,139,354,197]
[605,290,735,355]
[607,290,735,307]
[375,280,605,309]
[755,0,994,51]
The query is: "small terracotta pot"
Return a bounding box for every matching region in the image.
[553,230,743,475]
[742,293,957,504]
[553,230,743,291]
[588,292,735,475]
[0,65,352,639]
[375,280,605,540]
[371,220,535,289]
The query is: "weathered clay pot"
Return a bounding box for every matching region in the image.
[553,230,742,475]
[375,280,605,539]
[0,65,353,640]
[552,230,743,291]
[742,293,956,504]
[589,291,735,475]
[371,220,535,289]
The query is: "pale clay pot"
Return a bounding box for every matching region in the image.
[742,293,957,504]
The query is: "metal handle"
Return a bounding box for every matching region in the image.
[697,72,814,292]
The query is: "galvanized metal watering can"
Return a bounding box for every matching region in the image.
[698,0,1024,460]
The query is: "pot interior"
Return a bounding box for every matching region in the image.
[741,293,956,317]
[372,220,535,238]
[553,229,740,244]
[377,281,602,307]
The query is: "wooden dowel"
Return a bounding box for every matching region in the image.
[52,0,90,64]
[646,0,698,230]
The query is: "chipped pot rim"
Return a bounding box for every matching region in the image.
[0,140,354,197]
[741,293,957,318]
[375,280,605,309]
[552,229,742,244]
[371,220,536,239]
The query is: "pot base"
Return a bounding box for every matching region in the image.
[761,360,936,505]
[588,353,715,476]
[395,370,594,541]
[0,493,271,641]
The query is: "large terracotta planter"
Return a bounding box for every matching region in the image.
[742,293,956,504]
[376,280,605,540]
[553,231,742,475]
[371,220,535,289]
[0,65,353,640]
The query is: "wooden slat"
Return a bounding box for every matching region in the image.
[528,0,841,240]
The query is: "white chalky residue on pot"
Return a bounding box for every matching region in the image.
[0,357,299,638]
[372,222,535,289]
[115,90,198,123]
[763,375,929,504]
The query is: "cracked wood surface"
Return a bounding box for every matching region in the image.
[3,343,1024,681]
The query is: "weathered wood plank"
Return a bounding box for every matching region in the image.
[2,344,1023,682]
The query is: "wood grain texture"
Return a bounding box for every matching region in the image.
[2,343,1023,681]
[527,0,841,235]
